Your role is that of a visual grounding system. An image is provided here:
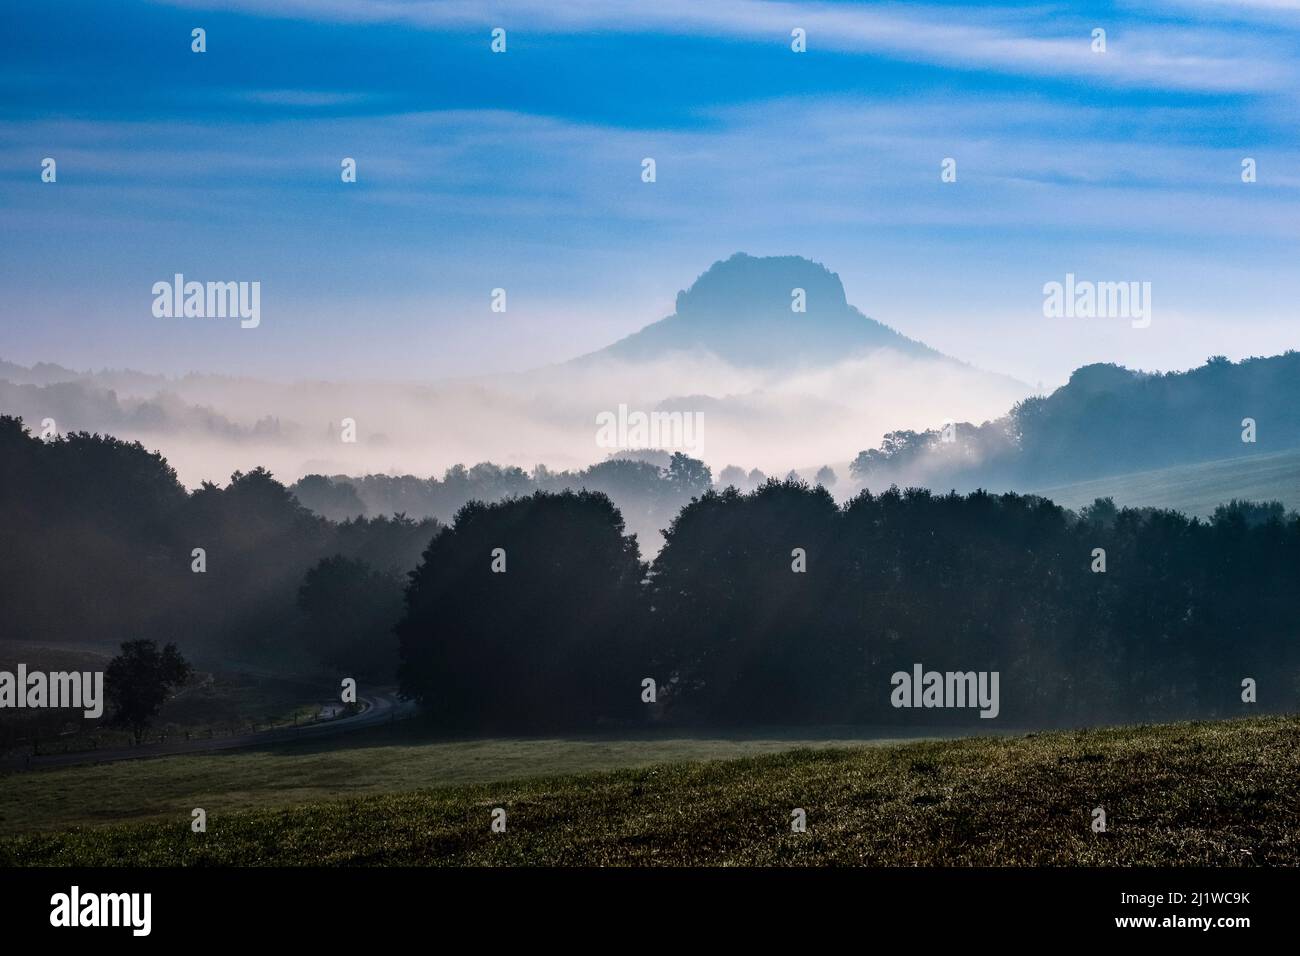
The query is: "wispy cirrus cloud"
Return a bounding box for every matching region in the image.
[151,0,1300,92]
[5,1,1299,387]
[237,89,373,108]
[6,92,1293,235]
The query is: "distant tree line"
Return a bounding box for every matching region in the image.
[290,449,714,553]
[293,452,846,552]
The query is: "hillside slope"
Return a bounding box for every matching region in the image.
[1031,447,1300,517]
[5,715,1295,866]
[851,352,1300,490]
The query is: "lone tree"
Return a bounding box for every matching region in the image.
[105,640,192,744]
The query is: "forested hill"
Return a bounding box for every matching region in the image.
[851,351,1300,490]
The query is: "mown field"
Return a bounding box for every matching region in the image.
[1032,447,1300,518]
[2,715,1295,866]
[0,724,944,834]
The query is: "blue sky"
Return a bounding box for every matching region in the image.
[2,0,1299,385]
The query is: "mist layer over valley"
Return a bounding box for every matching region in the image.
[6,252,1298,545]
[0,254,1029,490]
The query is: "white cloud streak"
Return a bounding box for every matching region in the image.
[151,0,1300,92]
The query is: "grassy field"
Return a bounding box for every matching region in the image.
[3,715,1295,866]
[0,723,946,834]
[1032,447,1300,517]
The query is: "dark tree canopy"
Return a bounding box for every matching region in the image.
[0,416,439,677]
[650,482,1300,726]
[292,474,368,522]
[298,555,404,679]
[397,490,647,730]
[5,412,1298,733]
[648,479,842,722]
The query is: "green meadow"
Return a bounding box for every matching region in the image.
[3,715,1295,866]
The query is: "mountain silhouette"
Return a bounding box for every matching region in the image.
[571,252,943,369]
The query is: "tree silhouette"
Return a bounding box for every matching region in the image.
[298,555,404,679]
[105,640,192,744]
[292,474,367,521]
[397,490,647,730]
[5,409,1299,732]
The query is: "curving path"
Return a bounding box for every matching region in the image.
[1,690,419,772]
